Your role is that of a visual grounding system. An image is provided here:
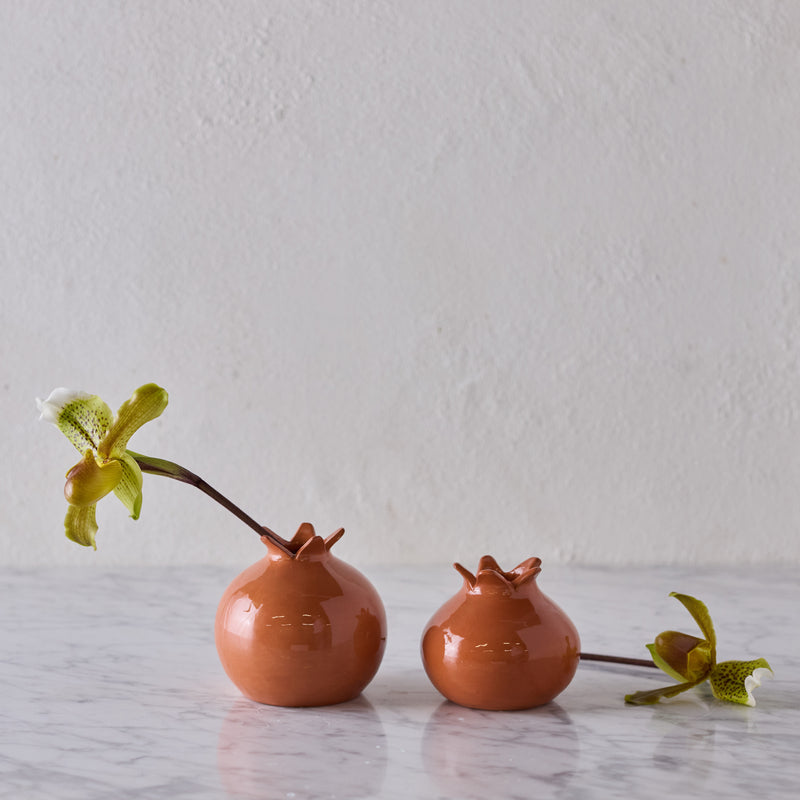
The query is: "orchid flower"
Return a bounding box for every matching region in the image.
[38,383,294,555]
[37,384,169,548]
[625,592,772,706]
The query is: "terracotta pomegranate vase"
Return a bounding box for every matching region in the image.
[215,523,387,707]
[421,556,580,710]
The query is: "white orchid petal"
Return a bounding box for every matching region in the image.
[36,388,114,454]
[743,667,774,707]
[36,388,92,424]
[709,658,773,706]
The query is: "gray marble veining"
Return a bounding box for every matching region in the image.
[1,562,797,799]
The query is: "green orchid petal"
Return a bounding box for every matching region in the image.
[709,659,773,707]
[625,676,707,705]
[669,592,717,659]
[649,631,714,682]
[64,504,99,549]
[64,450,123,507]
[99,383,168,460]
[38,389,114,455]
[647,643,687,681]
[113,452,144,519]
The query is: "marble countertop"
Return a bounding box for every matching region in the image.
[1,559,797,799]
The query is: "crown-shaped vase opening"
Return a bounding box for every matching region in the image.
[454,555,543,593]
[261,522,345,560]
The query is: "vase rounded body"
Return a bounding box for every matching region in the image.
[421,556,580,710]
[215,523,387,707]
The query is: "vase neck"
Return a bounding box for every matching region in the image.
[262,522,345,562]
[455,555,543,595]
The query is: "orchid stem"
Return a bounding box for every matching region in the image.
[580,652,658,668]
[130,452,294,557]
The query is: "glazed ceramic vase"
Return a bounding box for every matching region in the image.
[215,523,387,707]
[421,555,580,710]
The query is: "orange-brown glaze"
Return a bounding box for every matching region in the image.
[216,523,387,707]
[421,556,579,710]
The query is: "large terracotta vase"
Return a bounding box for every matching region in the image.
[215,523,387,707]
[421,556,580,710]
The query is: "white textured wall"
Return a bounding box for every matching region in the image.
[3,1,799,567]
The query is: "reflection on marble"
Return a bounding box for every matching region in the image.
[0,563,798,799]
[218,697,387,799]
[422,701,579,798]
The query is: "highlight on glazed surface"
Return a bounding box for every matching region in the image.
[421,556,580,710]
[216,523,387,707]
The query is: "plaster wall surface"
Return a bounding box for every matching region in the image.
[2,1,799,567]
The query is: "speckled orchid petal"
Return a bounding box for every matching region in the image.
[709,659,773,707]
[629,592,773,707]
[37,389,114,454]
[99,383,168,460]
[113,452,144,520]
[64,504,99,549]
[39,384,170,548]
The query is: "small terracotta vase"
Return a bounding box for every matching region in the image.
[215,523,387,707]
[421,556,580,710]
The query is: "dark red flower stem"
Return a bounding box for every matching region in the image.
[580,652,658,668]
[131,452,294,557]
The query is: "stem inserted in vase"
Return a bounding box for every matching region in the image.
[131,452,294,557]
